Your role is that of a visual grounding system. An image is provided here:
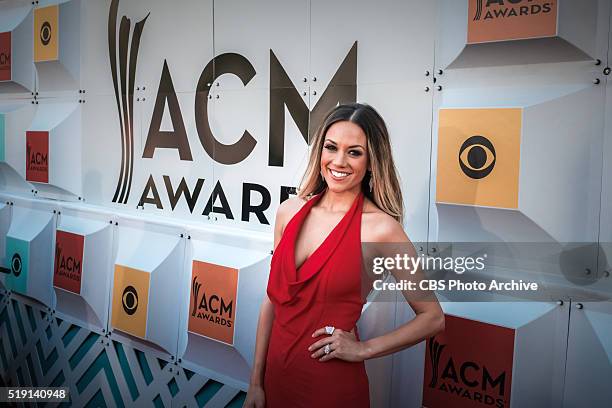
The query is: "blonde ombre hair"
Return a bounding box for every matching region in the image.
[298,103,404,224]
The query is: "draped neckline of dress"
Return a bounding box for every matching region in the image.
[285,190,364,288]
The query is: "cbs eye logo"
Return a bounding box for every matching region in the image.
[458,135,496,179]
[40,21,52,46]
[11,253,22,277]
[122,285,138,315]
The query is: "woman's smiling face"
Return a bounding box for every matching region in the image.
[320,121,369,194]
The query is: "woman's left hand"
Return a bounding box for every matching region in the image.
[308,326,368,362]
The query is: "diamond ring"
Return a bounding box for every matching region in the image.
[325,326,335,335]
[324,344,331,354]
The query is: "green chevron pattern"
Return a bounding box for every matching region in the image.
[0,291,247,407]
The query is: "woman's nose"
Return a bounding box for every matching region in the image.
[332,151,348,166]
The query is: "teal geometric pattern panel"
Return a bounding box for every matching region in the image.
[0,291,247,407]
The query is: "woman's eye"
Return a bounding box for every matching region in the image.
[349,150,362,157]
[324,144,337,151]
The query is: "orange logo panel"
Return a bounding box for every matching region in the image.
[111,265,150,339]
[34,5,59,62]
[468,0,557,44]
[189,261,238,345]
[436,108,521,209]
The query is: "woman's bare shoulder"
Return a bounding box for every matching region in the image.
[276,195,308,227]
[362,198,408,243]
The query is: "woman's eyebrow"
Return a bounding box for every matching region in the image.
[324,138,365,149]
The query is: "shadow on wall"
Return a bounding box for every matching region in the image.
[0,163,32,194]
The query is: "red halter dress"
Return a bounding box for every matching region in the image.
[264,191,370,407]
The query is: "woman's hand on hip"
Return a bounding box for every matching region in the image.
[308,326,369,362]
[243,384,265,408]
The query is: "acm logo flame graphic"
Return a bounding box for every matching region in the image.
[191,275,201,317]
[108,0,149,204]
[428,336,446,388]
[474,0,484,20]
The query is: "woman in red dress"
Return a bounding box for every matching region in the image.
[244,103,444,407]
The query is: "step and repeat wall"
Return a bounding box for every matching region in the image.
[0,0,611,407]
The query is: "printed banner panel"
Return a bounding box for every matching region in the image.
[0,31,10,81]
[79,0,434,234]
[5,237,29,295]
[423,315,515,408]
[26,130,49,183]
[53,230,84,295]
[111,265,150,339]
[188,260,238,345]
[436,108,521,209]
[468,0,558,44]
[34,5,59,62]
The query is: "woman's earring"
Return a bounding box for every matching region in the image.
[368,173,373,193]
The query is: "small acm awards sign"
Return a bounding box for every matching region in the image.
[188,260,238,346]
[423,315,514,408]
[468,0,558,44]
[53,231,85,294]
[26,131,49,183]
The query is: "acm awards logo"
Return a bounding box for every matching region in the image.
[26,131,49,183]
[458,135,496,179]
[26,141,48,178]
[427,336,507,408]
[107,0,356,224]
[473,0,553,21]
[189,261,238,344]
[191,275,233,328]
[55,245,81,279]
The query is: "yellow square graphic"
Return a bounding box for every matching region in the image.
[436,108,521,209]
[111,265,150,339]
[34,5,59,62]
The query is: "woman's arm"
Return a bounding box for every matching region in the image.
[310,216,444,362]
[360,296,444,360]
[360,221,444,359]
